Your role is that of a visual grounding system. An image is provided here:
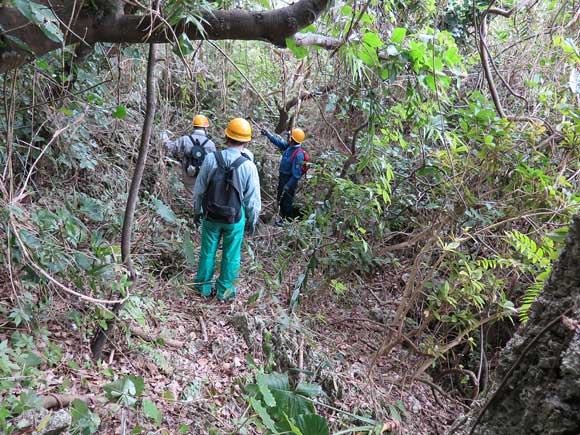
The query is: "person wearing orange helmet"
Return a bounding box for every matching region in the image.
[191,118,261,300]
[261,127,306,225]
[161,114,216,200]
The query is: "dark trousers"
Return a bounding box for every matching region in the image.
[277,173,297,219]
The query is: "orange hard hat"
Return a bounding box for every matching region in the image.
[290,128,305,143]
[225,118,252,142]
[193,114,210,128]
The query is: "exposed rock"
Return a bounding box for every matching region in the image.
[447,216,580,435]
[15,408,71,435]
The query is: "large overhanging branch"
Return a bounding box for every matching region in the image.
[0,0,331,73]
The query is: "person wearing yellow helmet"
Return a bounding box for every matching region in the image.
[261,127,307,225]
[160,114,216,201]
[191,118,261,301]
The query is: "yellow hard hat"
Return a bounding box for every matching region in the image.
[193,114,210,128]
[225,118,252,142]
[290,128,305,143]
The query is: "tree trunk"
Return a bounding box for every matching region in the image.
[449,216,580,435]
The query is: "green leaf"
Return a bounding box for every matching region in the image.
[183,229,196,267]
[14,1,64,43]
[250,397,277,433]
[29,2,64,43]
[142,399,162,427]
[103,375,144,405]
[294,414,329,435]
[285,413,304,435]
[71,399,101,434]
[112,105,127,120]
[362,32,383,48]
[17,351,42,367]
[15,390,43,414]
[296,382,323,398]
[395,399,408,416]
[13,0,35,22]
[260,373,316,421]
[151,197,177,223]
[391,28,407,43]
[174,33,195,57]
[388,404,402,423]
[286,37,309,59]
[341,5,353,16]
[256,373,277,407]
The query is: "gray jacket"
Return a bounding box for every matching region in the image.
[192,147,261,228]
[164,129,216,159]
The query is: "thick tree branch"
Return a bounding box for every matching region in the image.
[0,0,331,73]
[294,32,341,49]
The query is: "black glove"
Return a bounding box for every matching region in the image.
[282,184,291,196]
[193,214,202,226]
[260,129,268,136]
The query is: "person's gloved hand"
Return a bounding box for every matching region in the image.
[282,184,291,197]
[260,129,268,136]
[160,130,171,141]
[193,214,202,227]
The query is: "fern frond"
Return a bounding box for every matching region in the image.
[519,280,544,323]
[506,230,550,268]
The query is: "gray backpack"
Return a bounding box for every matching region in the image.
[203,151,249,224]
[183,135,209,177]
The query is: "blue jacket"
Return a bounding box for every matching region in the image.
[264,132,304,189]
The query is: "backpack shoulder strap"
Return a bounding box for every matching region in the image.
[214,150,226,169]
[290,148,304,161]
[231,155,249,170]
[200,137,210,147]
[188,135,200,145]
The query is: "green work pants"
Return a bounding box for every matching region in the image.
[194,211,245,300]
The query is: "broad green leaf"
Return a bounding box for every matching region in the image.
[142,399,162,427]
[250,397,277,433]
[16,1,64,43]
[362,32,383,48]
[256,373,277,407]
[103,375,144,405]
[294,414,329,435]
[391,28,407,43]
[12,0,35,22]
[151,197,177,223]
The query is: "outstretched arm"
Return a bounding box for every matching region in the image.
[263,131,289,152]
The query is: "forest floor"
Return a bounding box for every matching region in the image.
[1,218,466,434]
